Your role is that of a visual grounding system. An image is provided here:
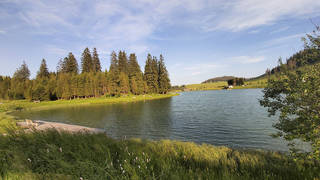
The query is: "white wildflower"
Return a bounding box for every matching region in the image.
[138,165,140,169]
[59,147,62,152]
[27,158,31,163]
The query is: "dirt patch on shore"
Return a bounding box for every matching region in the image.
[17,120,105,134]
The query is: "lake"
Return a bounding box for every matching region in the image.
[14,89,290,151]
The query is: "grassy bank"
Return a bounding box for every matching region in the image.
[0,130,319,179]
[184,78,267,92]
[0,94,178,113]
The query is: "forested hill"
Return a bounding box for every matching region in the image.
[0,48,171,101]
[202,76,236,83]
[252,39,320,80]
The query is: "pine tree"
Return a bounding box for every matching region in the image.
[118,51,129,74]
[158,54,171,94]
[67,52,79,74]
[58,53,79,74]
[144,54,158,93]
[92,48,102,72]
[81,47,93,73]
[37,59,50,79]
[13,61,30,81]
[128,53,144,94]
[108,51,120,96]
[152,56,159,93]
[119,72,130,94]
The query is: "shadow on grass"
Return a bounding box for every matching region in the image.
[0,129,319,180]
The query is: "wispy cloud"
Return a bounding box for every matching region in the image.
[230,56,265,64]
[270,26,290,34]
[263,33,306,48]
[201,0,320,32]
[46,45,68,56]
[0,30,6,34]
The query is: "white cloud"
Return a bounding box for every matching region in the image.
[0,30,6,34]
[202,0,320,32]
[270,26,290,34]
[263,33,306,48]
[230,56,265,64]
[46,46,68,56]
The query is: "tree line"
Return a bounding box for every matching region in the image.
[227,78,245,86]
[0,48,171,101]
[265,38,320,76]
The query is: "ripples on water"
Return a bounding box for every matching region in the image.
[15,89,291,151]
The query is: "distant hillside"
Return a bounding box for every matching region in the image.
[202,76,236,83]
[248,47,320,81]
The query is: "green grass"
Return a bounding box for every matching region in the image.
[185,81,227,91]
[0,94,178,112]
[0,113,18,134]
[0,130,319,179]
[184,79,267,92]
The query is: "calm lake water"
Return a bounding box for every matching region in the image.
[14,89,290,151]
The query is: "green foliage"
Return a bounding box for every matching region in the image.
[92,47,102,72]
[260,28,320,160]
[13,61,30,81]
[227,78,245,86]
[260,63,320,160]
[158,54,171,94]
[119,72,130,94]
[118,51,129,75]
[81,47,93,73]
[0,49,171,100]
[37,59,49,79]
[144,54,159,93]
[128,53,144,95]
[108,51,120,96]
[58,53,79,74]
[0,130,319,179]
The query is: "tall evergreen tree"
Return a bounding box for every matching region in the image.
[58,53,79,74]
[144,54,158,93]
[81,47,93,73]
[118,51,129,74]
[92,48,102,72]
[129,53,144,94]
[108,51,120,95]
[119,72,130,94]
[13,61,30,81]
[158,54,171,94]
[67,53,79,74]
[37,59,50,78]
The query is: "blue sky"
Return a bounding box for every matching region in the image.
[0,0,320,85]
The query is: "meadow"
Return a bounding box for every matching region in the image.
[184,77,267,92]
